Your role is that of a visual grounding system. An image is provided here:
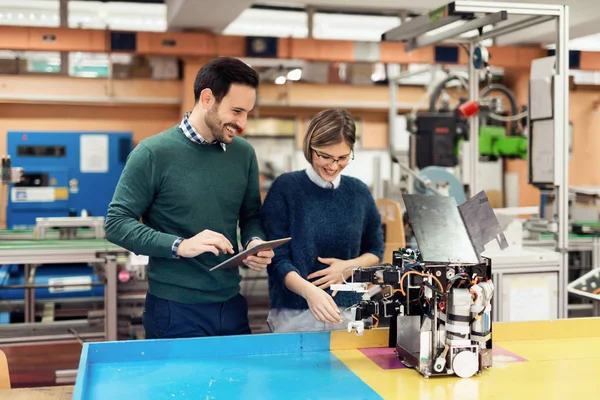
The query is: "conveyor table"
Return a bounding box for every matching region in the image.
[0,236,128,345]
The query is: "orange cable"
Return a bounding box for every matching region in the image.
[399,271,444,296]
[371,314,379,328]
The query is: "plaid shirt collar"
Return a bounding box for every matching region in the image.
[179,112,226,152]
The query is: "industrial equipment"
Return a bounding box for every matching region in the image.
[1,155,23,185]
[384,1,570,318]
[6,131,133,229]
[412,165,466,205]
[0,131,142,344]
[568,266,600,316]
[523,186,599,243]
[407,73,528,172]
[0,216,108,309]
[332,191,507,379]
[384,64,527,215]
[0,217,147,345]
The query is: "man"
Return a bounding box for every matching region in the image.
[105,57,274,339]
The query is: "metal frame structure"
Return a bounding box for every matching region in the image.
[0,245,129,346]
[385,1,570,318]
[34,216,105,240]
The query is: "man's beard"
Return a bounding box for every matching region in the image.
[204,106,239,144]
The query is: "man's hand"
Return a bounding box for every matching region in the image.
[307,257,353,296]
[176,229,234,258]
[242,239,274,272]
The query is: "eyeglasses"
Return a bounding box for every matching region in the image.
[312,148,354,166]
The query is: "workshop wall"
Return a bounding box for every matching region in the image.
[0,104,180,152]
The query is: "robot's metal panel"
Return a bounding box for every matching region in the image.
[402,194,479,263]
[396,316,421,354]
[458,190,508,256]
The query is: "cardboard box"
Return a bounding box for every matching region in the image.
[0,58,27,74]
[345,62,374,85]
[111,63,131,79]
[149,57,179,80]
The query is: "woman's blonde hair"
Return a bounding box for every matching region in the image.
[302,109,356,164]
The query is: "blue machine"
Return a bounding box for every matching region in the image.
[0,264,104,323]
[414,166,467,205]
[6,131,133,229]
[0,264,104,301]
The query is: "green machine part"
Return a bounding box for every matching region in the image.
[454,125,528,159]
[572,222,600,236]
[479,125,528,159]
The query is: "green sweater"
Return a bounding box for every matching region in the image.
[105,125,265,304]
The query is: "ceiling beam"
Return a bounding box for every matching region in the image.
[166,0,253,32]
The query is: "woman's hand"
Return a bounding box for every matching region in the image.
[302,284,343,324]
[307,257,353,295]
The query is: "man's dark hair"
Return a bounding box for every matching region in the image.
[193,57,259,104]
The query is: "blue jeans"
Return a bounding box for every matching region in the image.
[142,292,251,339]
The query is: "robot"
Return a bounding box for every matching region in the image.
[332,191,508,379]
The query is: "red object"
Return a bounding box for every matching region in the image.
[458,100,480,118]
[118,269,131,283]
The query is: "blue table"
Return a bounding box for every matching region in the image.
[73,331,382,399]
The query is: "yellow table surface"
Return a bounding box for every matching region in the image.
[330,317,600,399]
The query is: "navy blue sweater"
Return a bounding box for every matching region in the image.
[261,170,384,309]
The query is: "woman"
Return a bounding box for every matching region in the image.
[261,108,384,333]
